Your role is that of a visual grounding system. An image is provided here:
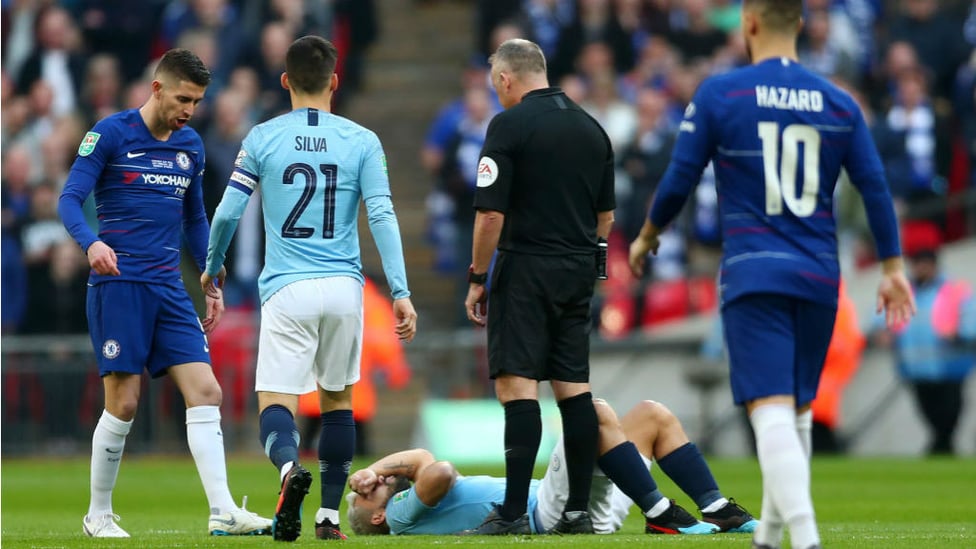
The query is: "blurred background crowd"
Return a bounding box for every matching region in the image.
[2,0,378,335]
[424,0,976,338]
[2,0,975,458]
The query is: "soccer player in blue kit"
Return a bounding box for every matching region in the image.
[203,36,417,542]
[58,49,272,538]
[627,2,916,548]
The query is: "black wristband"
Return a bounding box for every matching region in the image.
[468,265,488,285]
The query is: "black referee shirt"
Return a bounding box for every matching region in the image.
[473,87,615,256]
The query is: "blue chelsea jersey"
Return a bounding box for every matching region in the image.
[651,57,899,307]
[60,109,208,286]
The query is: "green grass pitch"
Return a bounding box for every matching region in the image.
[2,455,974,548]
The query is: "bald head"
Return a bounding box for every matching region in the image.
[489,39,547,77]
[489,38,550,108]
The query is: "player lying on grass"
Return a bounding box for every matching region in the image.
[346,398,758,535]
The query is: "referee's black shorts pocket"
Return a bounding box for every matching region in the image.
[486,254,594,382]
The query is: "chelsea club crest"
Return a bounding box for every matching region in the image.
[176,151,191,171]
[102,339,120,359]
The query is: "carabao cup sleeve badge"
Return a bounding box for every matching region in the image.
[78,131,101,157]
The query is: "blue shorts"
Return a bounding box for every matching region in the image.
[722,294,836,406]
[86,281,211,378]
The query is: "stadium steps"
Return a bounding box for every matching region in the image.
[342,0,474,454]
[368,378,430,458]
[345,0,473,332]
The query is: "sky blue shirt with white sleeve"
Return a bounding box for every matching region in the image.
[206,107,410,304]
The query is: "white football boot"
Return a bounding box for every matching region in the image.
[208,496,273,536]
[83,513,130,538]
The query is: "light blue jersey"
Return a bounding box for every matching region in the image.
[385,476,541,535]
[207,107,410,304]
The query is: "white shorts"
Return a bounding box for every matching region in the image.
[534,438,650,534]
[255,276,363,394]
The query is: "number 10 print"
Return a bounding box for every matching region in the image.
[758,122,821,218]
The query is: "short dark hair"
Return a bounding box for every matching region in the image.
[285,36,338,94]
[489,38,547,76]
[743,0,803,32]
[155,48,211,87]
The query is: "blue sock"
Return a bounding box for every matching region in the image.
[656,442,722,509]
[319,409,355,512]
[597,442,664,513]
[259,404,300,472]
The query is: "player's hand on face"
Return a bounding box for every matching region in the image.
[877,270,917,329]
[349,468,380,496]
[202,287,224,334]
[465,283,488,327]
[87,241,120,276]
[393,297,417,343]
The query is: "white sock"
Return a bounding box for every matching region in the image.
[88,410,132,517]
[280,461,295,483]
[315,507,340,525]
[754,480,785,547]
[701,497,728,513]
[794,409,817,546]
[645,497,671,518]
[186,405,237,515]
[796,409,813,460]
[751,404,820,549]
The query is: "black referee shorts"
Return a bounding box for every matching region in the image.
[486,252,596,383]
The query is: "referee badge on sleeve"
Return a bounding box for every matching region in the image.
[477,156,498,187]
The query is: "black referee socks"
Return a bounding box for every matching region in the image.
[500,399,542,521]
[558,392,598,513]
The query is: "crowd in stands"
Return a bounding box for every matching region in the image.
[0,0,381,454]
[1,0,378,336]
[422,0,976,337]
[3,0,976,340]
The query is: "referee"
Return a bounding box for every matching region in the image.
[463,38,615,535]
